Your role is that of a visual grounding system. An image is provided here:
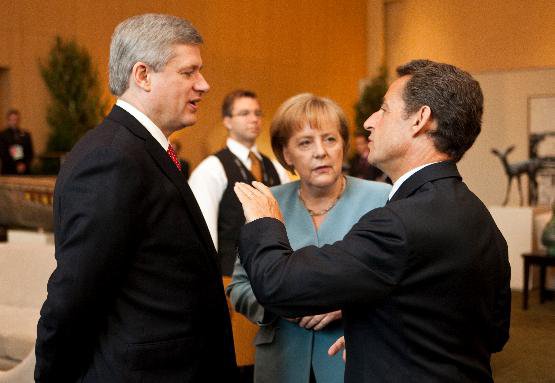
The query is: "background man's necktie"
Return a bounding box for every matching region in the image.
[249,151,263,181]
[167,145,182,172]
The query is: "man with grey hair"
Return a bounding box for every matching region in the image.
[35,14,238,382]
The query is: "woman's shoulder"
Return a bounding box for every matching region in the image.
[346,176,391,194]
[343,176,390,209]
[271,180,300,199]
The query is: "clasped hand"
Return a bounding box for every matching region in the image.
[234,181,284,223]
[286,310,342,331]
[234,182,345,361]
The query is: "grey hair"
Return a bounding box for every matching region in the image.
[109,13,203,96]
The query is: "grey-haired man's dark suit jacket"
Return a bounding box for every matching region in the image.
[35,106,238,382]
[239,161,510,383]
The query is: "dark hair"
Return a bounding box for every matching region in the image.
[270,93,349,173]
[6,108,20,118]
[396,59,483,162]
[221,90,258,118]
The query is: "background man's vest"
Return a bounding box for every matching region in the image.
[214,148,281,275]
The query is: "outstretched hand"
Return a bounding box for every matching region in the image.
[234,181,284,223]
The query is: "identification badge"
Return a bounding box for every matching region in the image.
[9,145,24,160]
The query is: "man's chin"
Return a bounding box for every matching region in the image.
[179,116,198,129]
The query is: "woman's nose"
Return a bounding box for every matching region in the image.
[313,140,326,158]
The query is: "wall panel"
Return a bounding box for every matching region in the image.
[2,0,368,168]
[385,0,555,75]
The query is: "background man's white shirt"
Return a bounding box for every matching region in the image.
[189,137,290,249]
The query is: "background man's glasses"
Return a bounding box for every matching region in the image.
[232,110,263,118]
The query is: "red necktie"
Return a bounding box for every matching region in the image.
[167,145,182,172]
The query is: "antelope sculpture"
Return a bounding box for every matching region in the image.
[491,146,543,206]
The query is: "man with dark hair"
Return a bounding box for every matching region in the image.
[233,59,510,382]
[0,109,34,175]
[35,14,237,382]
[189,89,289,275]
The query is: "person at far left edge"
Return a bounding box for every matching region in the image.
[0,109,34,175]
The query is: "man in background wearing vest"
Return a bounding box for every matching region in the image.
[189,90,289,275]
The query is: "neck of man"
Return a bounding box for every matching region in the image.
[119,94,172,138]
[385,145,450,183]
[230,135,256,150]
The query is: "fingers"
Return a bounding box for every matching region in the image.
[328,336,345,356]
[252,181,274,198]
[298,316,313,328]
[299,314,328,330]
[235,182,256,198]
[313,314,330,331]
[298,312,341,331]
[233,183,251,205]
[233,182,284,223]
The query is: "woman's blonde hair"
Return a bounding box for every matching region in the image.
[270,93,349,173]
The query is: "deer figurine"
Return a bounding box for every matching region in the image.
[491,146,543,206]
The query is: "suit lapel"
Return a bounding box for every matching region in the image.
[143,138,218,255]
[106,106,219,266]
[389,161,462,203]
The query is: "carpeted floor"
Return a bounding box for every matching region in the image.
[492,290,555,383]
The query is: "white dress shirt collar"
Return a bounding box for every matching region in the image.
[388,162,438,201]
[116,99,169,151]
[226,137,261,165]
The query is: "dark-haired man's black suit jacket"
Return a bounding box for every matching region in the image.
[239,161,510,383]
[35,106,238,382]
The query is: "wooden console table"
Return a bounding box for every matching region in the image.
[522,252,555,309]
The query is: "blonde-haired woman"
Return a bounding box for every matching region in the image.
[227,93,390,383]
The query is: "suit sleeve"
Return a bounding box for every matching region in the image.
[238,207,408,318]
[226,256,276,325]
[490,234,511,352]
[35,147,144,382]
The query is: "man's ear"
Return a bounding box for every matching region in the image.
[411,105,433,136]
[223,116,232,130]
[130,62,152,92]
